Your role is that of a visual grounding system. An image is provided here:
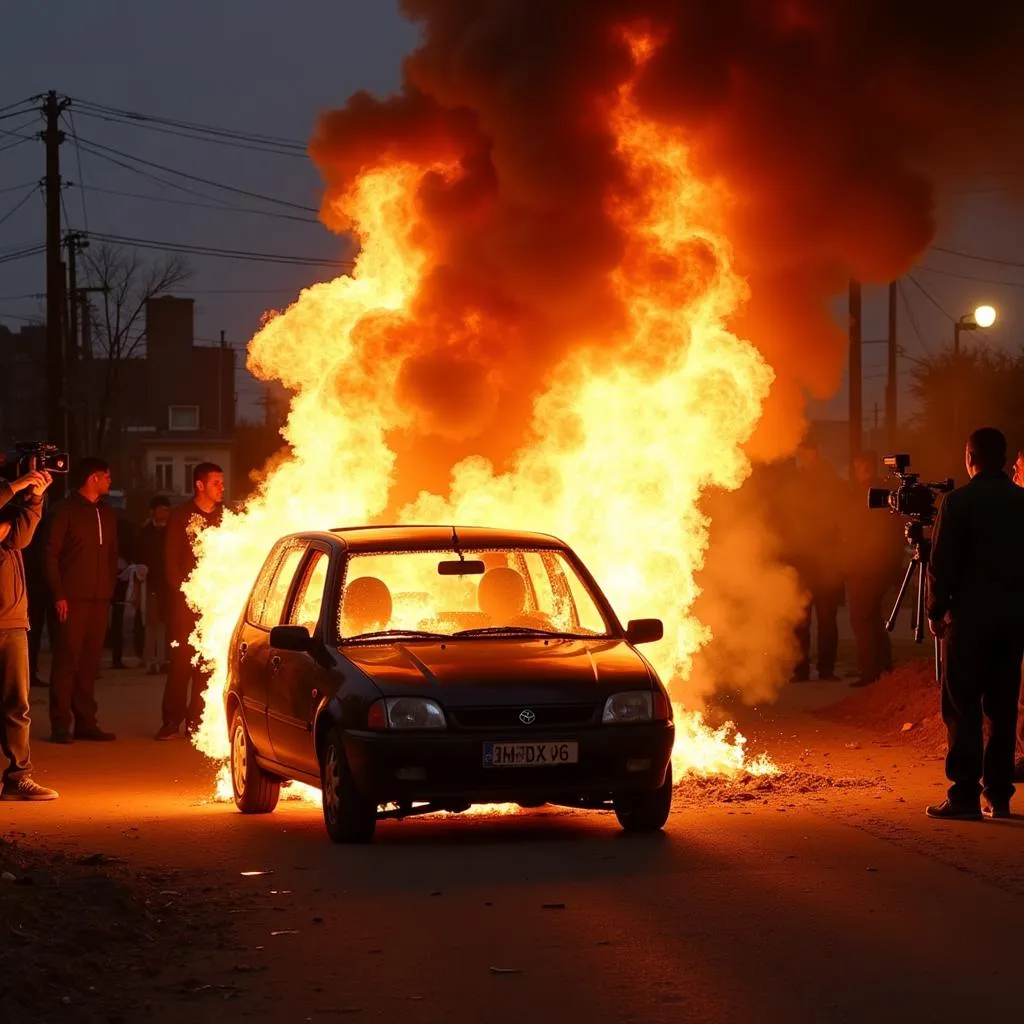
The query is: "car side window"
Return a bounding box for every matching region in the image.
[246,544,285,626]
[288,551,329,635]
[257,544,308,629]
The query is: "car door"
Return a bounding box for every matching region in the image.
[267,545,332,773]
[239,541,308,758]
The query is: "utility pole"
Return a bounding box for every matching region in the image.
[848,279,862,472]
[42,91,70,453]
[886,281,898,451]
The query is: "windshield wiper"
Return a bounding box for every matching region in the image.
[452,626,588,638]
[343,628,450,642]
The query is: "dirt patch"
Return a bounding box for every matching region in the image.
[674,767,886,807]
[0,834,253,1024]
[814,659,946,753]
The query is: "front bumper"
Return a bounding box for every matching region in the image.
[343,722,675,806]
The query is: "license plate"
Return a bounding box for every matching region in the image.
[482,741,578,768]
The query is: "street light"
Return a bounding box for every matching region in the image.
[953,304,998,355]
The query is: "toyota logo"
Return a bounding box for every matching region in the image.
[519,708,537,725]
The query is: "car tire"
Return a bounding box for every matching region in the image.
[613,766,673,833]
[320,725,377,843]
[230,709,281,814]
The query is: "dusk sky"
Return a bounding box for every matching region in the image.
[1,0,1021,424]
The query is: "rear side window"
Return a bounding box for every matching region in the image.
[249,543,307,629]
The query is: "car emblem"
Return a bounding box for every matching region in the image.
[519,708,536,725]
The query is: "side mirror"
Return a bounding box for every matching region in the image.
[269,624,314,652]
[625,618,663,646]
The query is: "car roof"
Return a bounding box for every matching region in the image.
[323,524,568,553]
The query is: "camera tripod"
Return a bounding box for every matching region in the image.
[885,520,942,680]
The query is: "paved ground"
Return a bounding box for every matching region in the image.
[2,655,1022,1024]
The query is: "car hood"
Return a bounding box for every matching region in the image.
[342,637,654,706]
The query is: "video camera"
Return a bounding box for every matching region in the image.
[867,453,953,527]
[0,441,70,482]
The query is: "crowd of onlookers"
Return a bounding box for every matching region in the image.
[0,457,224,800]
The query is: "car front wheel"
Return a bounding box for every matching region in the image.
[230,709,281,814]
[320,725,377,844]
[613,766,672,833]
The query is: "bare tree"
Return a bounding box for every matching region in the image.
[73,243,190,455]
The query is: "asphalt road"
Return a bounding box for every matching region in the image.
[4,666,1023,1023]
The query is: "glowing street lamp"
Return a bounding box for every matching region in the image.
[954,304,998,355]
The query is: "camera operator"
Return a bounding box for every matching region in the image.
[0,468,58,800]
[925,427,1024,820]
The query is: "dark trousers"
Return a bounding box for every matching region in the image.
[28,587,56,683]
[848,576,892,684]
[0,629,32,784]
[942,618,1024,806]
[162,598,208,728]
[49,599,109,734]
[795,587,841,678]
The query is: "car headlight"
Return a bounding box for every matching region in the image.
[602,691,653,724]
[369,697,447,730]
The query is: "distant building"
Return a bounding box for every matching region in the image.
[0,298,235,507]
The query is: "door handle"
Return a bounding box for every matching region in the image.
[238,642,248,662]
[270,655,281,672]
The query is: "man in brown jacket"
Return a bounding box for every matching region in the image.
[156,463,224,740]
[44,457,119,743]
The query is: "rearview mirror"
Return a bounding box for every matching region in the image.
[626,618,663,646]
[269,624,314,652]
[437,559,486,576]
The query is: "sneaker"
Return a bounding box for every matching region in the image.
[1,778,59,801]
[74,727,116,742]
[50,730,74,745]
[983,802,1011,820]
[926,799,982,820]
[154,723,179,741]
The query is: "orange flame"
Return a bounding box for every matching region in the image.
[188,37,778,795]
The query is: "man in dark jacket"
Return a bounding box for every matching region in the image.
[926,427,1024,820]
[156,463,224,740]
[24,511,56,688]
[0,468,58,800]
[136,495,171,674]
[44,457,119,743]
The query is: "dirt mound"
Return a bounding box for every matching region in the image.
[674,768,886,807]
[816,659,946,752]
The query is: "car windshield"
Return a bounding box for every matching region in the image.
[337,547,612,641]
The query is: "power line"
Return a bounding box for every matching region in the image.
[0,185,38,228]
[0,96,40,116]
[931,244,1024,269]
[74,135,316,212]
[87,229,353,268]
[71,106,308,159]
[75,182,320,224]
[0,136,33,156]
[905,272,953,321]
[64,110,89,233]
[0,119,36,141]
[0,180,37,195]
[898,280,932,357]
[70,96,305,150]
[0,244,46,267]
[914,262,1024,291]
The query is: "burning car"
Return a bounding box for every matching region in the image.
[225,525,674,842]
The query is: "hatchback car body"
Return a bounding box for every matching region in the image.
[225,525,675,842]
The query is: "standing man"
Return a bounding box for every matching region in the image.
[136,496,171,675]
[157,463,224,740]
[44,457,119,744]
[0,467,58,800]
[926,428,1024,820]
[845,452,905,687]
[24,515,55,688]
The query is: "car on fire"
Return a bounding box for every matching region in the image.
[225,525,675,842]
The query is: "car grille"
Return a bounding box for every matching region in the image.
[449,704,597,731]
